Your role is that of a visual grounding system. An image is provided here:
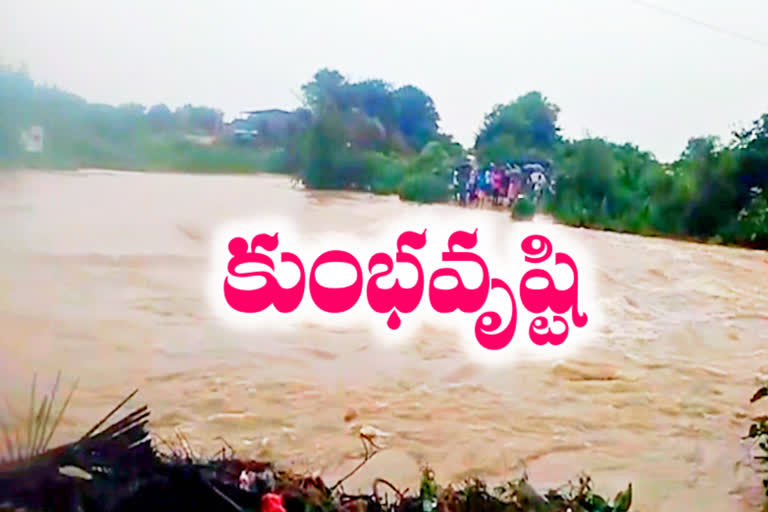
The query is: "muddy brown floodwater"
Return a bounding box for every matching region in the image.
[1,169,768,511]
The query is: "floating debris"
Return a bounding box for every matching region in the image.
[358,425,391,439]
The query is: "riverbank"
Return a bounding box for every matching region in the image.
[4,62,767,250]
[5,165,766,253]
[0,142,292,175]
[0,391,634,512]
[3,376,768,512]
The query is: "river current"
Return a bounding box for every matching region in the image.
[1,169,767,511]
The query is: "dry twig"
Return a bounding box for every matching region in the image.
[330,433,381,492]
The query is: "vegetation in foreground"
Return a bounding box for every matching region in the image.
[746,384,768,511]
[0,376,632,512]
[2,64,768,248]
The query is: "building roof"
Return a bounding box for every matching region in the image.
[241,109,295,116]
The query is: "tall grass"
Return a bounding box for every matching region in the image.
[0,372,78,466]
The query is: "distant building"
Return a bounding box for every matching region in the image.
[228,117,259,142]
[231,109,311,145]
[20,126,43,153]
[242,108,296,117]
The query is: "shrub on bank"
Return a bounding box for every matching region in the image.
[721,188,768,247]
[512,196,536,220]
[746,384,768,510]
[368,152,407,194]
[0,381,633,512]
[399,172,452,203]
[295,111,460,201]
[2,134,290,174]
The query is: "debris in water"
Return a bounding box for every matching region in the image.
[359,425,390,439]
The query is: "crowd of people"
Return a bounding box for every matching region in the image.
[451,160,553,208]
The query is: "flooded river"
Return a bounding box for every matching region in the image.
[1,169,768,511]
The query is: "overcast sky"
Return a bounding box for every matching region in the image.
[1,0,766,162]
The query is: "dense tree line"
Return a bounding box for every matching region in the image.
[468,89,767,248]
[293,69,462,198]
[546,120,768,248]
[1,63,766,248]
[299,69,441,153]
[0,65,248,170]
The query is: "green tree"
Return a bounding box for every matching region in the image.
[391,85,440,151]
[346,79,397,129]
[681,136,719,161]
[298,70,443,154]
[301,69,347,110]
[475,91,560,164]
[175,105,222,134]
[146,104,174,132]
[674,140,740,237]
[733,114,768,203]
[300,104,373,191]
[550,138,619,225]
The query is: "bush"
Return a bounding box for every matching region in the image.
[398,173,451,203]
[407,140,459,180]
[259,147,293,173]
[139,139,278,173]
[368,152,406,194]
[512,196,536,220]
[334,150,374,190]
[721,188,768,247]
[747,385,768,506]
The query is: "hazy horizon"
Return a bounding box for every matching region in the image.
[1,0,766,162]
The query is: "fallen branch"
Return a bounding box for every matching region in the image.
[330,433,380,492]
